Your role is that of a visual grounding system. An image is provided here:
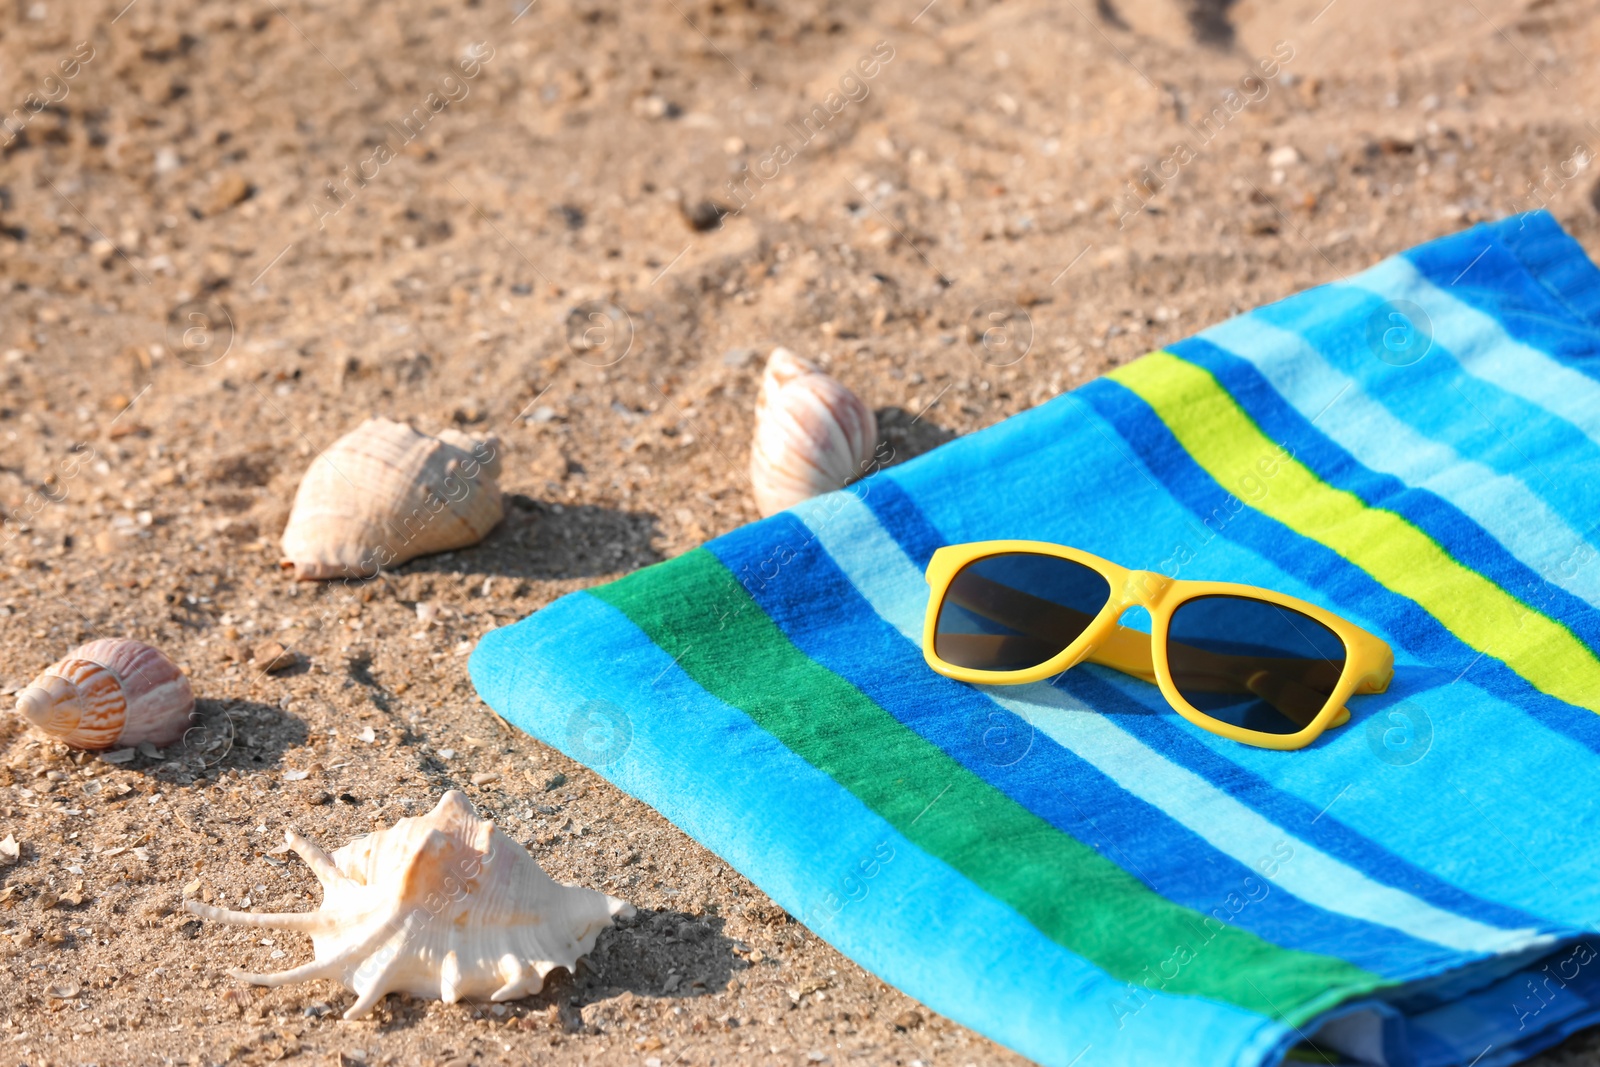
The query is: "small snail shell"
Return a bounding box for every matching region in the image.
[280,417,505,580]
[749,348,878,517]
[16,638,194,750]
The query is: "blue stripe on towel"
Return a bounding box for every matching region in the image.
[708,511,1487,976]
[470,589,1284,1067]
[839,477,1558,941]
[1170,335,1600,647]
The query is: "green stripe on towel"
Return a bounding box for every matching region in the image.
[1112,352,1600,713]
[591,548,1386,1021]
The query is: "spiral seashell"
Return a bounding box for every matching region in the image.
[15,638,194,750]
[280,417,505,580]
[186,790,632,1019]
[749,347,878,517]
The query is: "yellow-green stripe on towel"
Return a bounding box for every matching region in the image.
[1111,350,1600,713]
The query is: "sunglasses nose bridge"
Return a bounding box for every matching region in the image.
[1118,570,1173,610]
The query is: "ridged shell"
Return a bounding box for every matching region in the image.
[280,418,505,580]
[749,348,878,517]
[15,638,194,750]
[186,790,631,1018]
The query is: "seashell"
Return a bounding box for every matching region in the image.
[749,347,878,517]
[280,417,505,580]
[185,790,632,1019]
[15,638,195,750]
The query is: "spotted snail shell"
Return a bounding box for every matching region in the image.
[15,638,195,750]
[186,790,632,1019]
[280,417,505,580]
[749,347,878,517]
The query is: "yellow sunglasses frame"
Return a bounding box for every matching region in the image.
[921,540,1395,751]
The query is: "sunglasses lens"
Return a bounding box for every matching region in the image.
[934,553,1111,672]
[1166,595,1348,736]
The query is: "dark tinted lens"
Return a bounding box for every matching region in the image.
[934,553,1111,672]
[1166,595,1347,735]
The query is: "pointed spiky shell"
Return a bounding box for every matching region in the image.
[15,638,194,750]
[749,348,878,517]
[186,790,632,1018]
[280,418,505,580]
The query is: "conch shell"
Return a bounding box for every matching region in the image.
[185,790,632,1018]
[749,347,878,517]
[15,638,194,750]
[280,417,504,580]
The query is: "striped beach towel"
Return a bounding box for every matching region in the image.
[470,210,1600,1067]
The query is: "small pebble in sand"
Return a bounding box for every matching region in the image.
[636,94,676,119]
[683,199,727,232]
[470,771,500,787]
[1268,145,1301,168]
[203,171,251,215]
[253,640,298,673]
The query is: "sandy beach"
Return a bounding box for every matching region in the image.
[2,0,1599,1062]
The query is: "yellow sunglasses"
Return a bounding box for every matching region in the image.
[921,541,1394,750]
